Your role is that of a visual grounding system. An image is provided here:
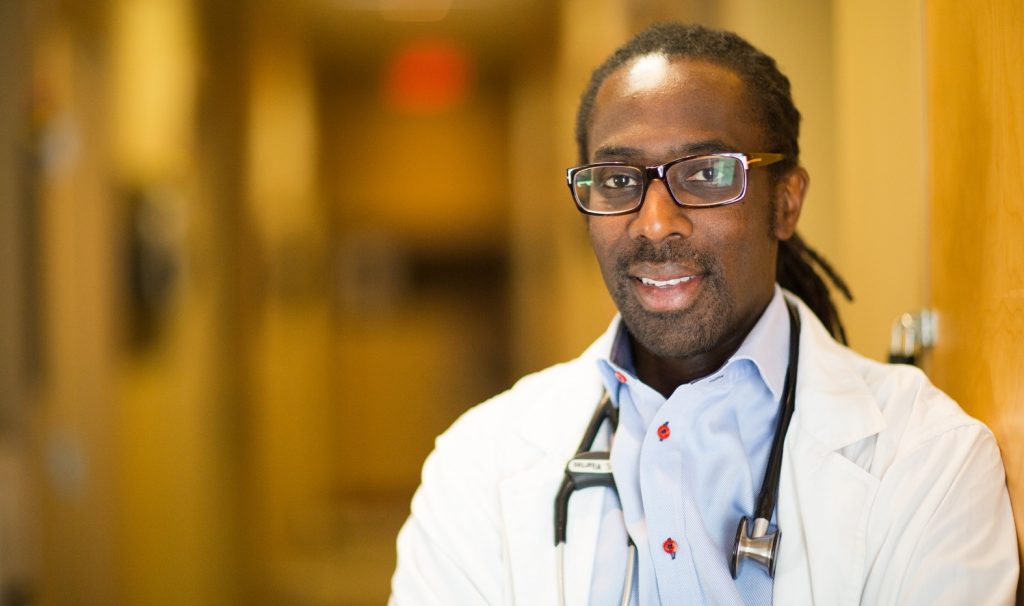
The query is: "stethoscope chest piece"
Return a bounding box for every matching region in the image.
[730,516,780,579]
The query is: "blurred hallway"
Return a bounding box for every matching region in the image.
[1,0,1020,604]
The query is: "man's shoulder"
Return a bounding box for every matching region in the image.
[779,309,1015,603]
[805,328,995,481]
[792,299,992,472]
[436,328,613,461]
[837,344,985,443]
[456,355,595,429]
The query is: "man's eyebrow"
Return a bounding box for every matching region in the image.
[592,146,643,160]
[672,140,734,156]
[592,139,737,162]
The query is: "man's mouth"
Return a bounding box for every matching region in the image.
[626,267,705,313]
[638,275,696,288]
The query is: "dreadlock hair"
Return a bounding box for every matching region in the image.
[575,22,853,343]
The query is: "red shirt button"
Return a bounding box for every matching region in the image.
[663,537,678,559]
[614,371,628,383]
[657,421,670,441]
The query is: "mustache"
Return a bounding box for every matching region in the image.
[614,239,717,273]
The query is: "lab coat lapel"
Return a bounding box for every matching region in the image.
[774,298,886,605]
[499,333,611,605]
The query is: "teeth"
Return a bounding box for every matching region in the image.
[640,275,694,288]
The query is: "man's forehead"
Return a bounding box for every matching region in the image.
[599,54,749,105]
[618,53,679,97]
[588,55,763,158]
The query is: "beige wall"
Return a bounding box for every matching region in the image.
[717,0,838,268]
[832,0,928,360]
[32,15,121,605]
[110,0,237,603]
[0,0,31,595]
[716,0,927,361]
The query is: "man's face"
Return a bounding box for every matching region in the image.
[586,55,794,363]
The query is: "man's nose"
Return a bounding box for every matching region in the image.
[627,179,694,241]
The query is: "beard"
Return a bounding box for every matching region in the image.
[609,238,735,360]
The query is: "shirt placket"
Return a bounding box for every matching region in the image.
[637,385,704,604]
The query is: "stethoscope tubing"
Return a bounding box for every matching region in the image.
[754,299,801,521]
[554,392,615,548]
[556,537,636,606]
[620,540,636,606]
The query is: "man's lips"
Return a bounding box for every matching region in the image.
[630,262,704,284]
[638,275,697,288]
[628,265,705,311]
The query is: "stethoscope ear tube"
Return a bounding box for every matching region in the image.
[554,391,615,546]
[555,391,618,606]
[554,479,573,546]
[755,300,800,522]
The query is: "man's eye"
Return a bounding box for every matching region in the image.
[679,158,737,188]
[601,173,640,189]
[687,167,720,183]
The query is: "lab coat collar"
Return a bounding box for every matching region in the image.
[786,293,887,450]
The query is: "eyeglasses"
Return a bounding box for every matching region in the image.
[566,152,786,216]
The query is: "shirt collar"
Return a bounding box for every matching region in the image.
[728,285,790,400]
[607,319,635,371]
[600,285,791,400]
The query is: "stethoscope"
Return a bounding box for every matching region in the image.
[553,299,801,605]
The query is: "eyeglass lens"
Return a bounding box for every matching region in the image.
[572,155,744,214]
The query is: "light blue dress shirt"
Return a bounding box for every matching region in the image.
[588,286,791,605]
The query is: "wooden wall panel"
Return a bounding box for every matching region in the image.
[925,0,1024,594]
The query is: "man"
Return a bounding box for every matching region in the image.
[390,23,1018,605]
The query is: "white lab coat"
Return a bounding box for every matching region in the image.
[391,295,1018,605]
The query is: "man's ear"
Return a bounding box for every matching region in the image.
[773,166,808,240]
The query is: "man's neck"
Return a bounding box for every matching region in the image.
[631,341,735,399]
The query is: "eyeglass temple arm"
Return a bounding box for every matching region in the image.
[746,152,787,168]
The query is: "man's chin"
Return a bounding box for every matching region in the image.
[620,307,723,360]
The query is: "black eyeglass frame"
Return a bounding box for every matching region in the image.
[566,152,787,216]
